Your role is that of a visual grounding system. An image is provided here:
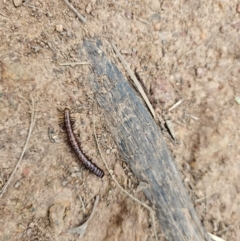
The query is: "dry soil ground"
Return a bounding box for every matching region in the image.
[0,0,240,241]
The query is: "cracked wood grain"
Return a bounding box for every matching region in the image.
[83,39,210,241]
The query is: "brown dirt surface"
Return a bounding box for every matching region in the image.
[0,0,239,241]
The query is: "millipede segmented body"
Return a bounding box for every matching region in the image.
[63,108,104,178]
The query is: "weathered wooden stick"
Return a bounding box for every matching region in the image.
[83,39,210,241]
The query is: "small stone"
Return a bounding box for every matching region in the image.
[153,22,161,31]
[113,162,125,177]
[124,10,132,19]
[149,0,160,12]
[75,172,82,178]
[71,172,77,178]
[72,20,80,29]
[39,41,45,47]
[26,228,32,236]
[136,181,149,192]
[196,67,205,78]
[62,180,68,186]
[234,96,240,105]
[66,31,72,38]
[33,46,40,52]
[46,12,53,18]
[13,0,23,7]
[86,3,92,14]
[184,177,189,183]
[14,182,21,188]
[55,25,63,32]
[20,130,26,135]
[111,148,117,153]
[106,149,111,155]
[28,222,35,228]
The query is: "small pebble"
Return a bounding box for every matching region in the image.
[35,1,40,7]
[20,130,26,135]
[14,182,21,188]
[71,172,78,178]
[76,172,82,178]
[62,180,68,186]
[46,12,53,18]
[26,228,32,236]
[153,22,161,31]
[28,222,35,228]
[149,0,160,11]
[113,162,125,177]
[196,67,205,78]
[86,3,92,14]
[124,10,132,19]
[234,96,240,105]
[13,0,23,7]
[66,31,72,38]
[184,177,190,183]
[106,149,111,155]
[39,41,45,47]
[55,25,63,32]
[136,181,148,192]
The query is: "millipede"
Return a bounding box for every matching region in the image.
[61,107,104,178]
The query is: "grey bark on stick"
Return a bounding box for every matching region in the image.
[83,39,210,241]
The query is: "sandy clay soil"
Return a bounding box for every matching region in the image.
[0,0,240,240]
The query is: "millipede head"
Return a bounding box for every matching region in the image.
[58,107,76,130]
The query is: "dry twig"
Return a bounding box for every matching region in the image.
[0,11,6,17]
[78,194,86,213]
[0,94,37,198]
[111,42,156,119]
[62,0,86,23]
[168,99,184,112]
[93,118,158,241]
[59,62,89,67]
[208,232,226,241]
[185,113,199,121]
